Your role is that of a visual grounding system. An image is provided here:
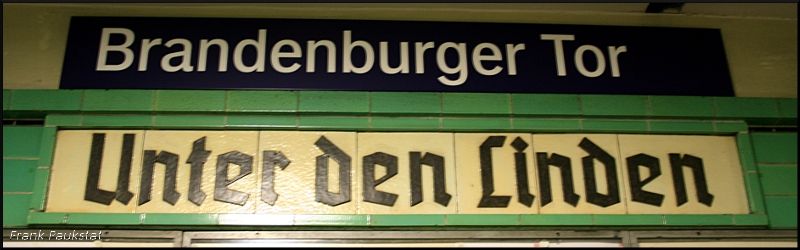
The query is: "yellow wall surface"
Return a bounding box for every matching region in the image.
[3,3,797,98]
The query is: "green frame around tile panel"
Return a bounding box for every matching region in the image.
[28,212,67,225]
[81,115,153,128]
[2,160,37,192]
[29,168,50,210]
[226,90,298,113]
[370,117,440,131]
[37,127,56,167]
[446,214,519,226]
[143,214,219,225]
[581,119,648,133]
[293,215,369,226]
[298,91,369,115]
[648,121,714,134]
[733,214,768,226]
[298,117,369,131]
[663,214,733,226]
[777,98,798,125]
[370,92,441,116]
[225,115,297,129]
[736,133,759,172]
[593,214,663,226]
[155,90,226,113]
[217,214,293,226]
[441,117,511,131]
[647,96,715,119]
[744,172,767,213]
[370,214,446,226]
[442,93,511,116]
[714,121,748,134]
[66,213,141,225]
[44,115,81,127]
[81,90,155,112]
[778,98,798,118]
[511,93,582,117]
[580,95,647,118]
[153,115,226,129]
[513,119,581,132]
[757,164,798,195]
[3,89,10,110]
[521,214,593,226]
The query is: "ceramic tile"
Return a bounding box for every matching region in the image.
[46,130,144,213]
[255,131,358,214]
[135,131,258,214]
[454,133,538,214]
[3,126,43,158]
[4,194,32,227]
[532,134,627,214]
[764,196,798,228]
[357,133,457,214]
[618,134,748,214]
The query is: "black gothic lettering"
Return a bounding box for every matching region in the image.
[138,150,181,206]
[261,150,291,206]
[362,152,398,206]
[626,153,665,207]
[114,134,136,205]
[670,153,714,207]
[186,137,211,206]
[214,151,253,206]
[579,138,621,208]
[410,152,451,207]
[511,137,535,207]
[84,133,116,205]
[314,136,352,206]
[478,136,511,208]
[536,152,580,207]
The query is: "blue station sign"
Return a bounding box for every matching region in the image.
[60,17,734,96]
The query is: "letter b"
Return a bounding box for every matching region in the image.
[96,28,135,71]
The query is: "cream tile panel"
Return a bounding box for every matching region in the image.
[47,130,144,213]
[136,131,258,214]
[256,131,358,215]
[532,134,627,214]
[455,133,538,214]
[357,133,457,214]
[618,135,748,214]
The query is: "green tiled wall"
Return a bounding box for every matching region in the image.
[3,126,43,228]
[751,132,798,229]
[82,90,155,112]
[2,89,797,229]
[3,89,797,126]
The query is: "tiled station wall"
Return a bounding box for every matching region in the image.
[751,133,798,229]
[2,89,797,228]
